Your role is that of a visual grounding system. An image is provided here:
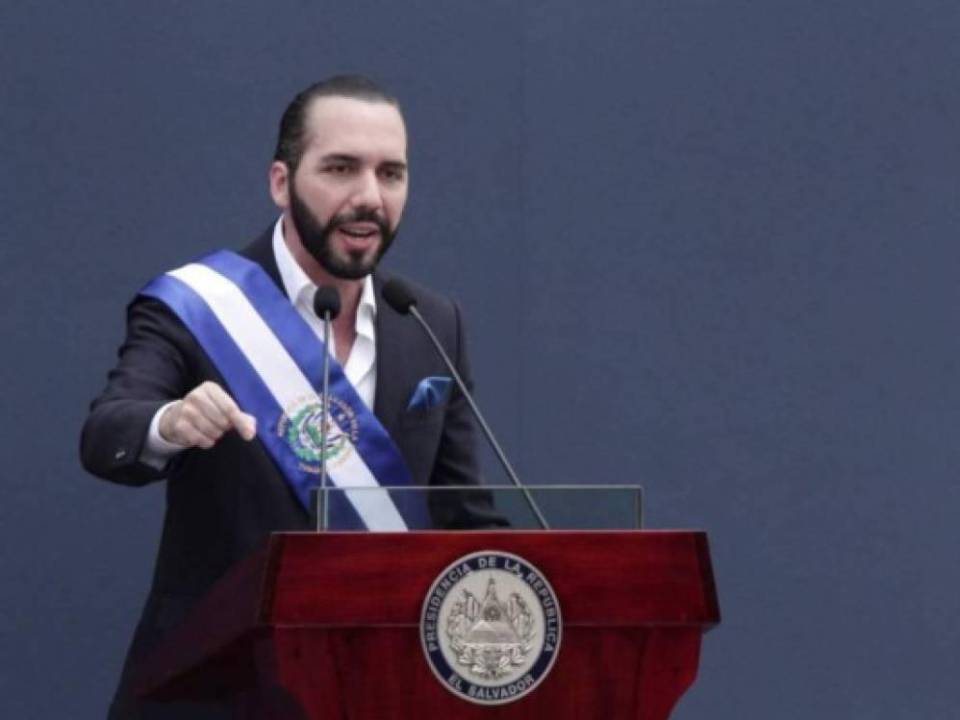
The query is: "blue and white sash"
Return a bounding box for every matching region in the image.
[141,250,426,530]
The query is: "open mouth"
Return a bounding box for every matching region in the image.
[337,223,381,248]
[340,227,378,238]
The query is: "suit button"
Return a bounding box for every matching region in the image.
[115,449,127,460]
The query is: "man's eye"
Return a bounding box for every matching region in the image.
[381,167,405,182]
[325,164,353,174]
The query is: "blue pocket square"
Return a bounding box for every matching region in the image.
[407,376,452,410]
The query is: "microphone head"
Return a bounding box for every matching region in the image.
[312,286,341,320]
[381,278,417,315]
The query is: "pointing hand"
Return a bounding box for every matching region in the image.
[158,381,256,449]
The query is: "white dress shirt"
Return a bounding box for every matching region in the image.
[141,217,378,464]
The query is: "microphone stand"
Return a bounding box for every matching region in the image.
[313,286,340,531]
[319,310,333,531]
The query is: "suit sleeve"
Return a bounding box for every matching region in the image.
[79,298,196,486]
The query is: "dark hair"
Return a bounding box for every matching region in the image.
[273,75,401,173]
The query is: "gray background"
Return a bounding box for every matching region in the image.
[2,1,958,717]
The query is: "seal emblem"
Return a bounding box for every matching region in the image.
[420,551,562,705]
[275,395,359,473]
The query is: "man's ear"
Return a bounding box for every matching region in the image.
[269,161,290,209]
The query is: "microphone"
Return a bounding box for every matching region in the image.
[381,278,550,529]
[313,286,342,321]
[381,279,416,315]
[313,286,341,529]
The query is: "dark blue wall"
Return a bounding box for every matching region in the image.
[3,1,958,717]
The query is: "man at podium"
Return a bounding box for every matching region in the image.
[80,75,502,719]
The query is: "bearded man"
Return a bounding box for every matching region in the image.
[81,75,502,719]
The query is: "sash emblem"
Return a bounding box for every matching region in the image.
[277,395,359,473]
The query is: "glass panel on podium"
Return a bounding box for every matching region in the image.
[311,484,643,531]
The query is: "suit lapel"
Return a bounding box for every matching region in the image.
[373,272,415,442]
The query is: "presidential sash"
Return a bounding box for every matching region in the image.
[141,250,427,530]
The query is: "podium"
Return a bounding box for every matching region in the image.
[135,530,719,719]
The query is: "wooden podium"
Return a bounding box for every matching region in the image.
[135,531,719,719]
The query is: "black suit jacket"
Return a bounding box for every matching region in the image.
[80,229,502,718]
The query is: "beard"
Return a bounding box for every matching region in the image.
[288,181,397,280]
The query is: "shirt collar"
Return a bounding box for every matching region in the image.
[271,216,377,336]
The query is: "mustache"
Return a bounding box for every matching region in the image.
[329,209,390,236]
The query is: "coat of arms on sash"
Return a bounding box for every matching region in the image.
[420,551,562,705]
[276,395,359,473]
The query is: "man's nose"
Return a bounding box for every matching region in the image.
[349,169,383,212]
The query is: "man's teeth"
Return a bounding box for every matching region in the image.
[341,228,376,238]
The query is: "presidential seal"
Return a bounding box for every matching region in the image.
[420,551,562,705]
[275,395,359,474]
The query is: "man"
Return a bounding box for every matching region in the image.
[81,75,502,719]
